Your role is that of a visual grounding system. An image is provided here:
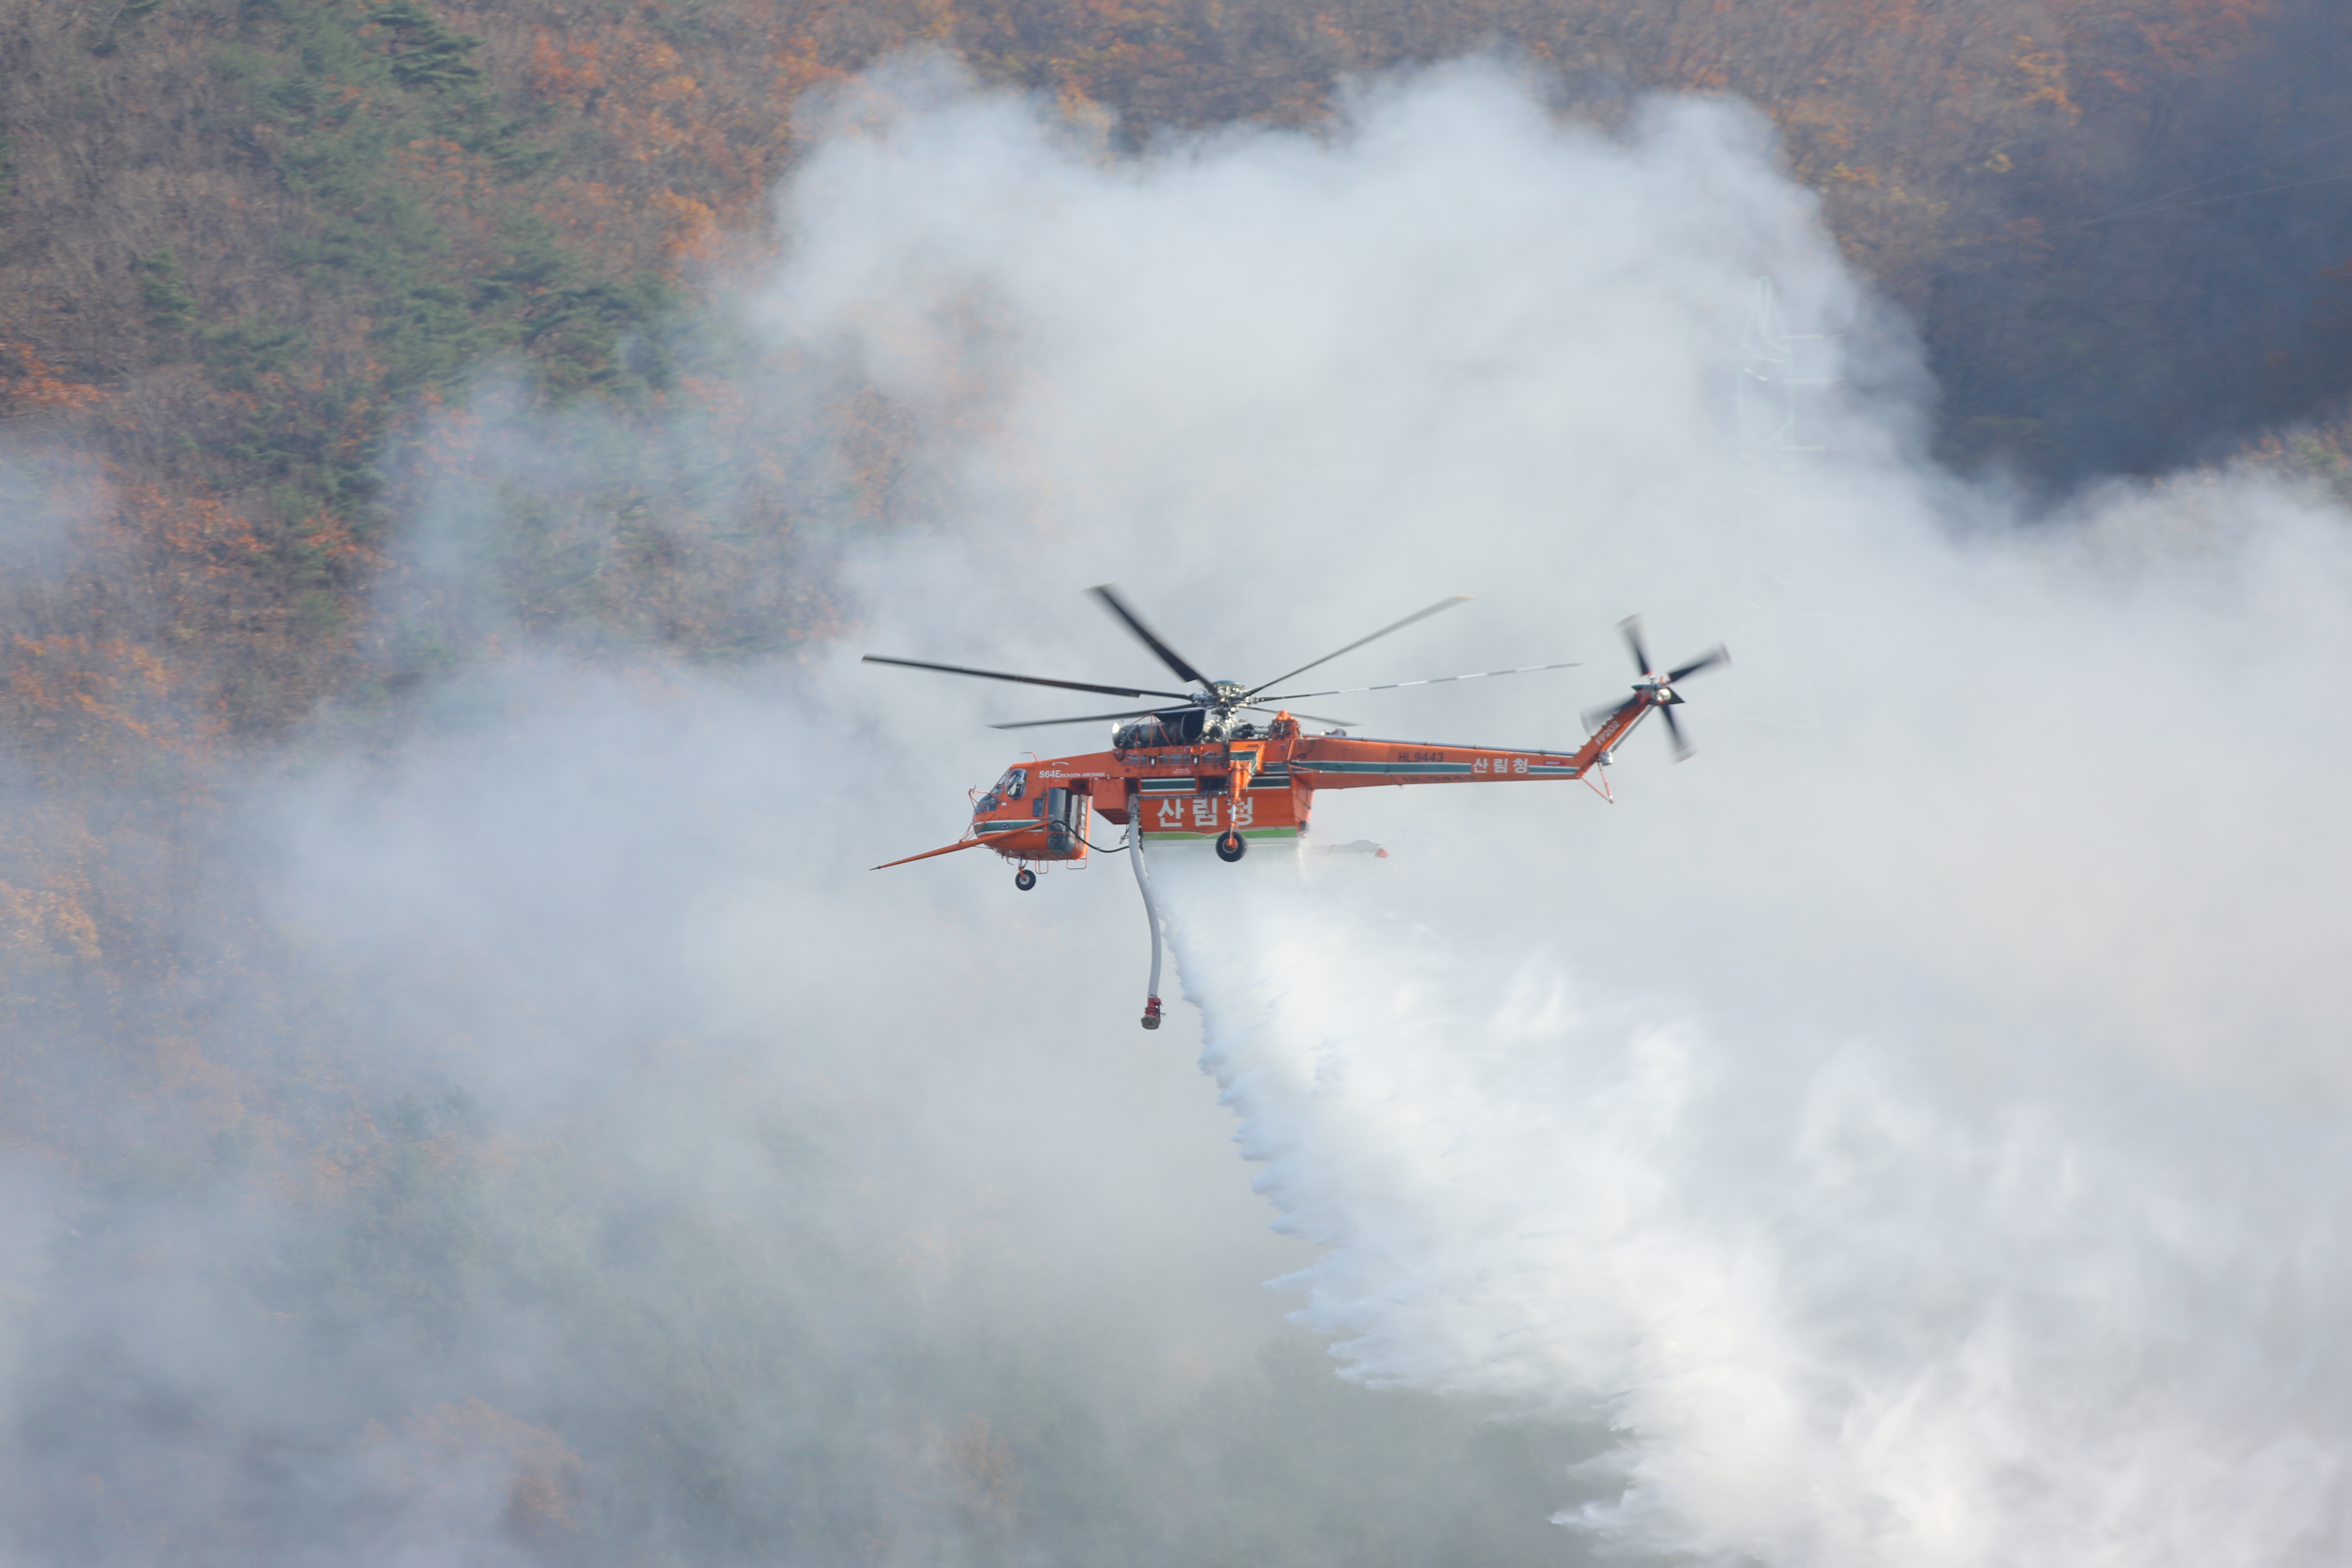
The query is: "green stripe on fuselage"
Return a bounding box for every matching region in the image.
[1140,826,1301,842]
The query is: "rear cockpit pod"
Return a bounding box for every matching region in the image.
[1042,785,1089,860]
[1001,779,1090,891]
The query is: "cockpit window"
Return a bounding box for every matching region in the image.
[992,767,1027,801]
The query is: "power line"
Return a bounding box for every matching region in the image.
[2074,165,2352,227]
[1915,127,2352,292]
[2071,122,2352,229]
[1931,266,2343,334]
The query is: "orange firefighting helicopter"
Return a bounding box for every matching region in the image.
[867,586,1725,1029]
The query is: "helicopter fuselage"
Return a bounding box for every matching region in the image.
[864,590,1725,1026]
[954,701,1657,869]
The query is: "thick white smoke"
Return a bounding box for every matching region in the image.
[772,56,2352,1566]
[12,49,2348,1568]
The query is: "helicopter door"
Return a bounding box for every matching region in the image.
[1043,787,1088,858]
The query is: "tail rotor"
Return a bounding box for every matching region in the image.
[1588,615,1729,762]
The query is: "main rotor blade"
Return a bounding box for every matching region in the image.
[1659,703,1693,761]
[1667,646,1729,684]
[1247,595,1471,698]
[1089,585,1211,689]
[1619,615,1655,677]
[1256,659,1579,704]
[990,703,1364,732]
[987,706,1180,731]
[862,654,1192,702]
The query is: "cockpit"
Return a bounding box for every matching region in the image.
[973,766,1027,816]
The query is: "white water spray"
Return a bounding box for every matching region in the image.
[1150,843,2352,1564]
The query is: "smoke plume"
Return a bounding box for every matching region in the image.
[786,56,2352,1566]
[8,49,2352,1568]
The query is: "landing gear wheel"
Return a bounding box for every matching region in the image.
[1014,868,1037,891]
[1215,830,1246,863]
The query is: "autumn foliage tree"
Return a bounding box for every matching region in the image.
[2,0,2341,740]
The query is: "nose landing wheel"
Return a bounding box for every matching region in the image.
[1215,830,1246,863]
[1014,867,1037,890]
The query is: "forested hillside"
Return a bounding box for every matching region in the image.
[3,0,2349,730]
[6,0,2352,738]
[4,4,2352,1562]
